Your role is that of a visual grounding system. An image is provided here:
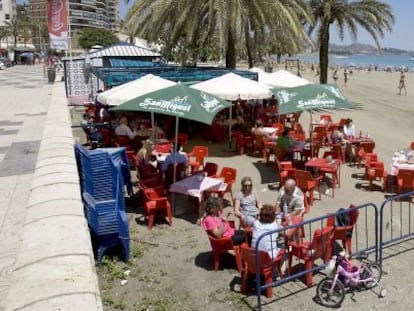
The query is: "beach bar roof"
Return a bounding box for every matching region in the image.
[91,66,258,87]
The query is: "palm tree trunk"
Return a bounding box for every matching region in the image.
[319,24,330,84]
[225,28,236,69]
[244,24,253,68]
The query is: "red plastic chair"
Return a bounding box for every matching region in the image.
[209,167,237,201]
[240,243,285,298]
[288,226,334,286]
[354,146,366,168]
[364,153,378,179]
[187,146,209,173]
[274,157,294,185]
[359,141,375,153]
[319,151,341,197]
[294,170,323,206]
[164,162,187,189]
[234,132,254,155]
[331,143,345,163]
[203,162,218,177]
[271,123,285,134]
[138,172,165,189]
[326,204,359,254]
[367,161,387,191]
[141,186,172,230]
[411,141,414,150]
[114,135,131,147]
[154,142,172,153]
[176,133,188,147]
[396,169,414,195]
[201,218,242,272]
[99,128,112,147]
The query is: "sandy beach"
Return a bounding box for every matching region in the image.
[92,67,414,311]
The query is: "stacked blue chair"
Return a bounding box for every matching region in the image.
[74,144,132,263]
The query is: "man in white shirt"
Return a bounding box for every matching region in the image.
[343,118,356,138]
[115,117,136,140]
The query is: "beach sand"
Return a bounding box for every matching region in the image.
[93,67,414,311]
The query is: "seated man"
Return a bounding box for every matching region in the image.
[251,120,270,138]
[115,117,136,140]
[161,143,188,172]
[275,129,294,160]
[275,178,305,218]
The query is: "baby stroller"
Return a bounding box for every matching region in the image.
[316,252,386,307]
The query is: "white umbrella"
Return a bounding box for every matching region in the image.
[266,70,311,87]
[191,72,272,148]
[97,74,177,106]
[190,72,272,100]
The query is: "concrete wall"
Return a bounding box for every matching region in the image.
[5,84,103,310]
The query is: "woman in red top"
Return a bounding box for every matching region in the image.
[202,197,246,245]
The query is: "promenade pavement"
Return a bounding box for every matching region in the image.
[0,65,51,309]
[0,65,102,311]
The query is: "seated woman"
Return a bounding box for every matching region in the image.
[240,204,281,258]
[332,125,352,160]
[136,139,157,170]
[203,197,246,245]
[234,177,262,225]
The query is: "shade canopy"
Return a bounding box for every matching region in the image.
[111,84,232,125]
[273,84,354,115]
[97,74,177,106]
[266,70,311,87]
[191,72,272,100]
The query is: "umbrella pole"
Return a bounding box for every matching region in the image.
[228,103,233,149]
[151,112,155,140]
[310,110,314,157]
[172,116,179,216]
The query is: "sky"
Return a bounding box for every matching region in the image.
[120,0,413,52]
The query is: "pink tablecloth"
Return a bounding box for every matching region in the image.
[169,174,226,201]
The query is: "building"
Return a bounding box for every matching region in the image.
[27,0,120,34]
[0,0,16,26]
[70,0,120,32]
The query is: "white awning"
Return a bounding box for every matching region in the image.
[89,44,160,58]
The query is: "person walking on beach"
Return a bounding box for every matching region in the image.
[332,69,338,83]
[398,70,407,95]
[344,69,348,87]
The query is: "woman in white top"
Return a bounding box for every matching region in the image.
[241,204,281,258]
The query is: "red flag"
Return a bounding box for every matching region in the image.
[47,0,68,50]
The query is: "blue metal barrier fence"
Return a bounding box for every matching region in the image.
[252,203,379,311]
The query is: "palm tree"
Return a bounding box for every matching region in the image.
[309,0,394,84]
[0,26,9,49]
[123,0,313,69]
[5,17,21,48]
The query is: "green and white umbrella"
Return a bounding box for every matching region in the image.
[272,84,354,115]
[111,84,232,184]
[112,83,231,125]
[272,84,354,156]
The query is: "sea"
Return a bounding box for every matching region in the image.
[282,54,414,71]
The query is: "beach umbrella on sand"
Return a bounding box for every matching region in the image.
[272,83,354,154]
[97,74,177,106]
[111,84,232,182]
[191,72,272,146]
[272,84,353,115]
[267,70,311,87]
[98,74,177,139]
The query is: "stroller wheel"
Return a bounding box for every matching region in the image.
[379,288,387,297]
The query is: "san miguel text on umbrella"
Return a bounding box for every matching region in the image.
[140,97,192,112]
